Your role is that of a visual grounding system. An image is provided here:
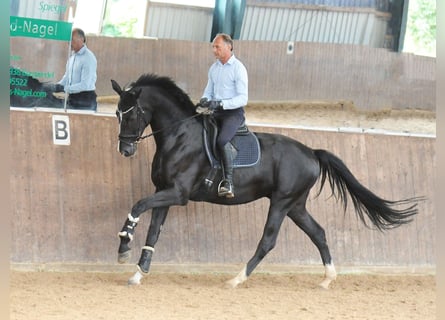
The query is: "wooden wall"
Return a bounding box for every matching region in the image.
[10,110,435,267]
[11,37,435,111]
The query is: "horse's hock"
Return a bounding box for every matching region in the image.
[10,109,435,269]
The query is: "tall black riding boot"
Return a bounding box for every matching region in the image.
[218,142,237,198]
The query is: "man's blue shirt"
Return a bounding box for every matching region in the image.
[203,54,248,110]
[59,45,97,93]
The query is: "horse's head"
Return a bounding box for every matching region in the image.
[111,79,149,157]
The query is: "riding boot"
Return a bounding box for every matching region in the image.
[218,142,237,198]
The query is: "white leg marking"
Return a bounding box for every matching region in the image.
[319,262,337,289]
[128,269,143,285]
[226,265,248,288]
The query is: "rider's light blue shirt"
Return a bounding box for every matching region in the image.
[202,54,248,110]
[58,45,97,94]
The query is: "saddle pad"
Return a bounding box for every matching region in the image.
[204,130,261,168]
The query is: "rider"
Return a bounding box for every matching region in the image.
[196,33,248,198]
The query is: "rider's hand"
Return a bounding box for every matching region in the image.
[195,97,214,115]
[198,97,208,105]
[54,84,64,92]
[205,100,223,111]
[196,106,213,115]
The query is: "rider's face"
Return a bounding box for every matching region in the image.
[212,37,231,64]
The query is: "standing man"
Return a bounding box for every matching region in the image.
[196,33,248,198]
[55,28,97,111]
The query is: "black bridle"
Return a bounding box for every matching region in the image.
[117,104,149,145]
[117,103,202,144]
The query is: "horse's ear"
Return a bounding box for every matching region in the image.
[111,79,122,95]
[134,87,142,99]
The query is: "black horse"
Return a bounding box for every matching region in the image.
[10,66,64,108]
[111,74,420,288]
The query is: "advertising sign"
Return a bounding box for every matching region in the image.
[10,0,75,109]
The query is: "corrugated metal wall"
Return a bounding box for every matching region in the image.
[251,0,389,10]
[144,2,213,41]
[143,0,391,47]
[10,110,435,267]
[240,2,390,47]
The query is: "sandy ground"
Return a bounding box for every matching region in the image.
[243,101,435,135]
[10,99,435,319]
[10,271,435,320]
[97,98,435,135]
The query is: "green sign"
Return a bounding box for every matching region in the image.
[10,16,72,41]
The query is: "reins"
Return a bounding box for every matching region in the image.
[136,113,203,142]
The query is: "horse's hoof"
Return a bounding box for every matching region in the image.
[118,250,131,264]
[127,271,143,285]
[224,279,239,289]
[318,280,331,290]
[127,277,141,286]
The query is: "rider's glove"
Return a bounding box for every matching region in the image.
[54,84,64,92]
[195,97,213,114]
[205,100,223,111]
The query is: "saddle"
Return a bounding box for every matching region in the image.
[202,116,261,169]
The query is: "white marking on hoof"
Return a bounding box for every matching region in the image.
[128,270,143,285]
[226,265,248,288]
[319,263,337,289]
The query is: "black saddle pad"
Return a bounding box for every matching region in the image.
[203,125,261,169]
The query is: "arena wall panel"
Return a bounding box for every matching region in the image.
[10,110,435,268]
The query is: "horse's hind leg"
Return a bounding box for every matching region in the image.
[287,206,337,289]
[128,206,169,285]
[227,199,289,288]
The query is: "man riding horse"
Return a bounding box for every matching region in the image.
[196,33,248,198]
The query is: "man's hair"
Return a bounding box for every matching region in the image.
[215,33,233,51]
[73,28,86,43]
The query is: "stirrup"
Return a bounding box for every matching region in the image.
[218,179,234,198]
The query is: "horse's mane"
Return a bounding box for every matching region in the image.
[131,73,195,110]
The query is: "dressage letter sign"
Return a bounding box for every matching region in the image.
[52,115,70,145]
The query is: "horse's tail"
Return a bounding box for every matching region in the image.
[313,149,422,231]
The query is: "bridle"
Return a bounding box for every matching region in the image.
[117,102,202,145]
[117,103,149,145]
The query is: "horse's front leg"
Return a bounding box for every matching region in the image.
[117,187,187,263]
[117,212,140,263]
[128,206,169,285]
